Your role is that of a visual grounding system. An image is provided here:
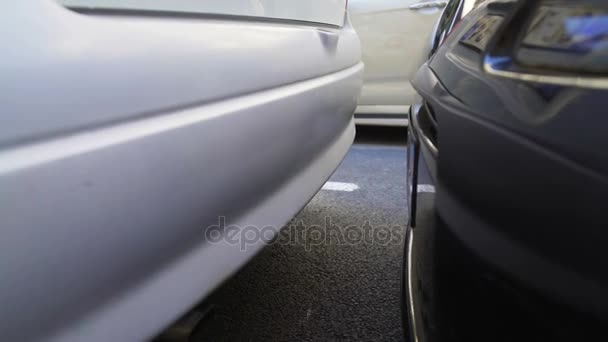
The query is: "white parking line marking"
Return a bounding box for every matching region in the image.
[417,184,436,193]
[322,181,360,192]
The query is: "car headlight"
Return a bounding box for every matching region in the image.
[516,2,608,74]
[482,0,608,89]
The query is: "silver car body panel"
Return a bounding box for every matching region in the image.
[60,0,349,27]
[0,1,362,341]
[349,0,443,126]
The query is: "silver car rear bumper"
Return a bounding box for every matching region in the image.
[0,62,363,342]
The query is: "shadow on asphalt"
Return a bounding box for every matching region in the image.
[354,125,407,146]
[184,125,409,342]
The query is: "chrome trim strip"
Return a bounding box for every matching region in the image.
[406,231,420,342]
[483,59,608,90]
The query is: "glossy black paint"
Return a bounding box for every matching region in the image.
[404,0,608,341]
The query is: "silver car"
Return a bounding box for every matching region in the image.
[349,0,446,126]
[0,1,362,341]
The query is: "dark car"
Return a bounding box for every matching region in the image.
[404,0,608,341]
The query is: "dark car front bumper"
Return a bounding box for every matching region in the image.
[404,64,607,342]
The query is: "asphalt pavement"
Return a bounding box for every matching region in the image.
[192,126,409,341]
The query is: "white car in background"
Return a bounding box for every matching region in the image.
[0,1,361,341]
[349,0,445,126]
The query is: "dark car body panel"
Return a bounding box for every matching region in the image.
[406,0,608,340]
